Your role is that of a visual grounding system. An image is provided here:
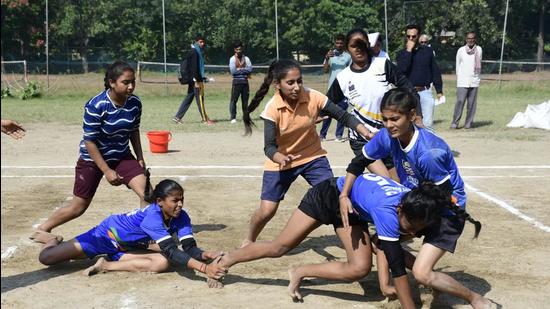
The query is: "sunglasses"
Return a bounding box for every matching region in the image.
[406,35,417,39]
[419,41,428,44]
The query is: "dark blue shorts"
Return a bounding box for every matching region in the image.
[260,156,334,202]
[75,222,126,261]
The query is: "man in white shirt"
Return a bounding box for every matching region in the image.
[451,32,482,129]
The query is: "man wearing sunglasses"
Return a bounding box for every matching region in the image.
[396,24,443,131]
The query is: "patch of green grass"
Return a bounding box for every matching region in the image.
[2,74,549,139]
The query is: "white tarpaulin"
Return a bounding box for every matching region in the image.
[506,101,550,130]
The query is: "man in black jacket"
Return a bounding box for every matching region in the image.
[396,25,443,131]
[173,34,215,125]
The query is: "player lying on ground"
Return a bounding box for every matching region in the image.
[214,174,466,309]
[34,176,227,281]
[339,88,491,308]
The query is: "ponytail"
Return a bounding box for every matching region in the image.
[143,169,184,204]
[243,61,276,135]
[243,59,302,136]
[402,181,482,239]
[444,203,482,239]
[143,168,154,203]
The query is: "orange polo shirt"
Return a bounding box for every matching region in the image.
[260,87,328,171]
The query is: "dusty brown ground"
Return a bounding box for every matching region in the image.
[1,123,550,308]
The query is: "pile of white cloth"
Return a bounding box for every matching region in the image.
[506,101,550,130]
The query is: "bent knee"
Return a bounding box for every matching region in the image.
[38,251,58,266]
[344,262,371,281]
[412,267,434,286]
[150,255,171,273]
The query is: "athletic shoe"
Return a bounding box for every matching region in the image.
[172,117,183,124]
[335,137,346,143]
[204,119,216,126]
[449,123,458,129]
[230,119,237,124]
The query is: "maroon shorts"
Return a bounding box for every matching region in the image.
[73,153,144,199]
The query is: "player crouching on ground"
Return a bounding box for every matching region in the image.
[34,174,227,281]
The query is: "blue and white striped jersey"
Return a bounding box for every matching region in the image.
[79,90,142,162]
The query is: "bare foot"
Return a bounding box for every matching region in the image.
[29,230,63,244]
[240,239,253,248]
[83,257,107,276]
[287,268,303,302]
[471,295,493,309]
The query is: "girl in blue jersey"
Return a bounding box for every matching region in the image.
[35,177,227,281]
[339,88,490,308]
[213,174,466,308]
[32,61,148,242]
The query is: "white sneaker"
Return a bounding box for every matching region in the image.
[230,119,237,124]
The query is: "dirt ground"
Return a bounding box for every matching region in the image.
[1,123,550,309]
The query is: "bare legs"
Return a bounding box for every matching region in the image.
[287,225,372,301]
[412,243,491,309]
[224,209,320,267]
[33,174,147,238]
[83,252,170,276]
[242,199,280,247]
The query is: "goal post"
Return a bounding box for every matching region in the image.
[1,60,28,84]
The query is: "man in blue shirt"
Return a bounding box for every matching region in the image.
[228,40,252,124]
[396,25,443,130]
[320,34,351,142]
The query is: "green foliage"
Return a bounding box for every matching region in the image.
[1,87,12,98]
[1,0,548,66]
[16,81,41,100]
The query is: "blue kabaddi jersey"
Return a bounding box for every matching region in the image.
[100,204,193,251]
[364,126,466,209]
[337,174,410,241]
[79,90,142,162]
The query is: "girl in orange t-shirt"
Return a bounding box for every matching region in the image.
[240,59,388,246]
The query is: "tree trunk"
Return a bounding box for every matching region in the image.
[536,1,545,72]
[81,37,89,74]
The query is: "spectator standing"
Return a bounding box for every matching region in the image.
[173,34,215,125]
[368,32,390,60]
[319,34,351,142]
[451,32,482,129]
[397,25,443,130]
[228,41,252,124]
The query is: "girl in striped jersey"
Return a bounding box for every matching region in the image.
[32,61,148,242]
[34,177,227,280]
[339,88,490,308]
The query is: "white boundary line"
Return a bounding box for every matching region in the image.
[2,175,549,179]
[465,182,550,233]
[2,165,550,169]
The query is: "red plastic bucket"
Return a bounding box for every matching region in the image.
[146,131,172,153]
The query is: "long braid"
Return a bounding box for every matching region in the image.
[243,61,277,136]
[143,168,155,204]
[444,202,482,238]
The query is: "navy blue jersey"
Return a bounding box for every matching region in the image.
[80,90,142,162]
[337,173,410,241]
[99,204,193,252]
[364,126,466,209]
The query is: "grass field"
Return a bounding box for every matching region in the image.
[2,72,549,140]
[1,72,550,308]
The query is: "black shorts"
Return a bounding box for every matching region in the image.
[418,215,465,253]
[349,139,395,170]
[298,178,367,229]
